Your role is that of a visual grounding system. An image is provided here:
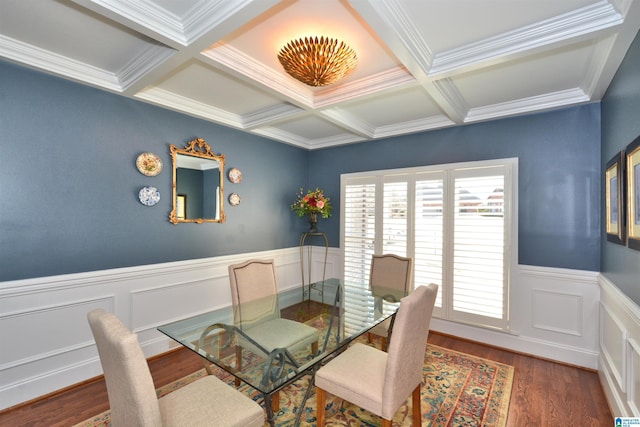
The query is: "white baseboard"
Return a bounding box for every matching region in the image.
[0,255,606,410]
[430,317,599,368]
[0,247,341,410]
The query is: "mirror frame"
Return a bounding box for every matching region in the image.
[169,138,226,224]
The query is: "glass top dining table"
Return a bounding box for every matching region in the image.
[157,278,406,426]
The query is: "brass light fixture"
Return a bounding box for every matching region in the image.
[278,36,357,87]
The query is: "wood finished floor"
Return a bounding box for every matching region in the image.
[0,301,612,426]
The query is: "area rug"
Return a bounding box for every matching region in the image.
[74,342,513,427]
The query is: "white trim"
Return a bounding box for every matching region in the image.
[599,274,640,417]
[0,247,340,410]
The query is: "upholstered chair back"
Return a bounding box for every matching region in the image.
[228,259,280,329]
[369,254,414,299]
[87,309,162,427]
[381,284,438,419]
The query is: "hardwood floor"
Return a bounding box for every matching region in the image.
[430,333,612,427]
[0,302,612,426]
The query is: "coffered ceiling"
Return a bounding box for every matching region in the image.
[2,0,639,149]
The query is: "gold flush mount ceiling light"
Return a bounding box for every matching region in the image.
[278,36,358,87]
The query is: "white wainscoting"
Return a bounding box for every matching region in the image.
[430,264,601,369]
[0,256,610,411]
[0,247,341,410]
[599,274,640,417]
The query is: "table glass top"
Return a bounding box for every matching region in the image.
[158,279,405,394]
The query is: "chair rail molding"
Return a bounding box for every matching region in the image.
[0,257,606,410]
[0,246,340,410]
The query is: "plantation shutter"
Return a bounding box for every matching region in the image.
[382,177,409,256]
[414,172,445,313]
[451,166,508,329]
[343,177,377,285]
[343,178,377,333]
[341,159,513,332]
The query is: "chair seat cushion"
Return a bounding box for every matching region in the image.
[159,375,264,427]
[315,343,387,415]
[241,318,319,355]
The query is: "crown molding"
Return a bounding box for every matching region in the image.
[0,34,120,91]
[428,79,469,124]
[431,1,623,76]
[117,44,175,90]
[73,0,187,45]
[465,88,590,123]
[241,104,306,129]
[312,68,416,108]
[374,115,456,139]
[202,43,315,108]
[350,0,434,80]
[319,109,376,139]
[135,87,243,128]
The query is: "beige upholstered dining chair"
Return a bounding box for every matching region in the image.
[87,308,264,427]
[315,283,438,427]
[228,258,319,409]
[367,253,414,350]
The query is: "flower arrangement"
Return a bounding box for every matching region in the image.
[291,187,333,218]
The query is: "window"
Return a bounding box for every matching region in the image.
[341,159,516,331]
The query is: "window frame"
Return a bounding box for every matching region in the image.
[340,158,518,332]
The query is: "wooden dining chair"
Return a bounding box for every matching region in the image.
[367,253,414,350]
[228,258,319,410]
[315,284,438,427]
[87,308,264,427]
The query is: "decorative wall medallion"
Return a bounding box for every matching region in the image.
[136,152,163,176]
[229,193,241,206]
[139,186,160,206]
[228,168,242,183]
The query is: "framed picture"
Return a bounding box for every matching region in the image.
[627,136,640,250]
[606,151,625,245]
[177,194,186,220]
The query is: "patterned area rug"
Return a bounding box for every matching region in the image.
[74,341,513,427]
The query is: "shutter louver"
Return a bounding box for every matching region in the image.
[382,181,408,255]
[453,174,505,322]
[415,176,444,309]
[344,181,377,285]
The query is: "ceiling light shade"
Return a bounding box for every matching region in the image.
[278,36,357,87]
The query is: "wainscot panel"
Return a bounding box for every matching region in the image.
[599,275,640,417]
[430,265,600,369]
[0,246,340,410]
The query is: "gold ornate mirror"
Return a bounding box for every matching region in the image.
[170,138,225,224]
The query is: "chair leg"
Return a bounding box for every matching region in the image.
[272,390,280,412]
[411,384,421,427]
[316,387,326,426]
[234,346,242,387]
[202,358,214,375]
[312,341,318,354]
[382,419,392,427]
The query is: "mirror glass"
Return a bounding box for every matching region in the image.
[170,138,225,224]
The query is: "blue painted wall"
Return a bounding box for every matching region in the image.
[308,105,602,272]
[0,60,309,281]
[601,30,640,303]
[0,55,605,281]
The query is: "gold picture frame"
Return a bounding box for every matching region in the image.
[627,136,640,250]
[606,151,625,245]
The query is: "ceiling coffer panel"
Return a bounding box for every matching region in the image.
[1,0,638,149]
